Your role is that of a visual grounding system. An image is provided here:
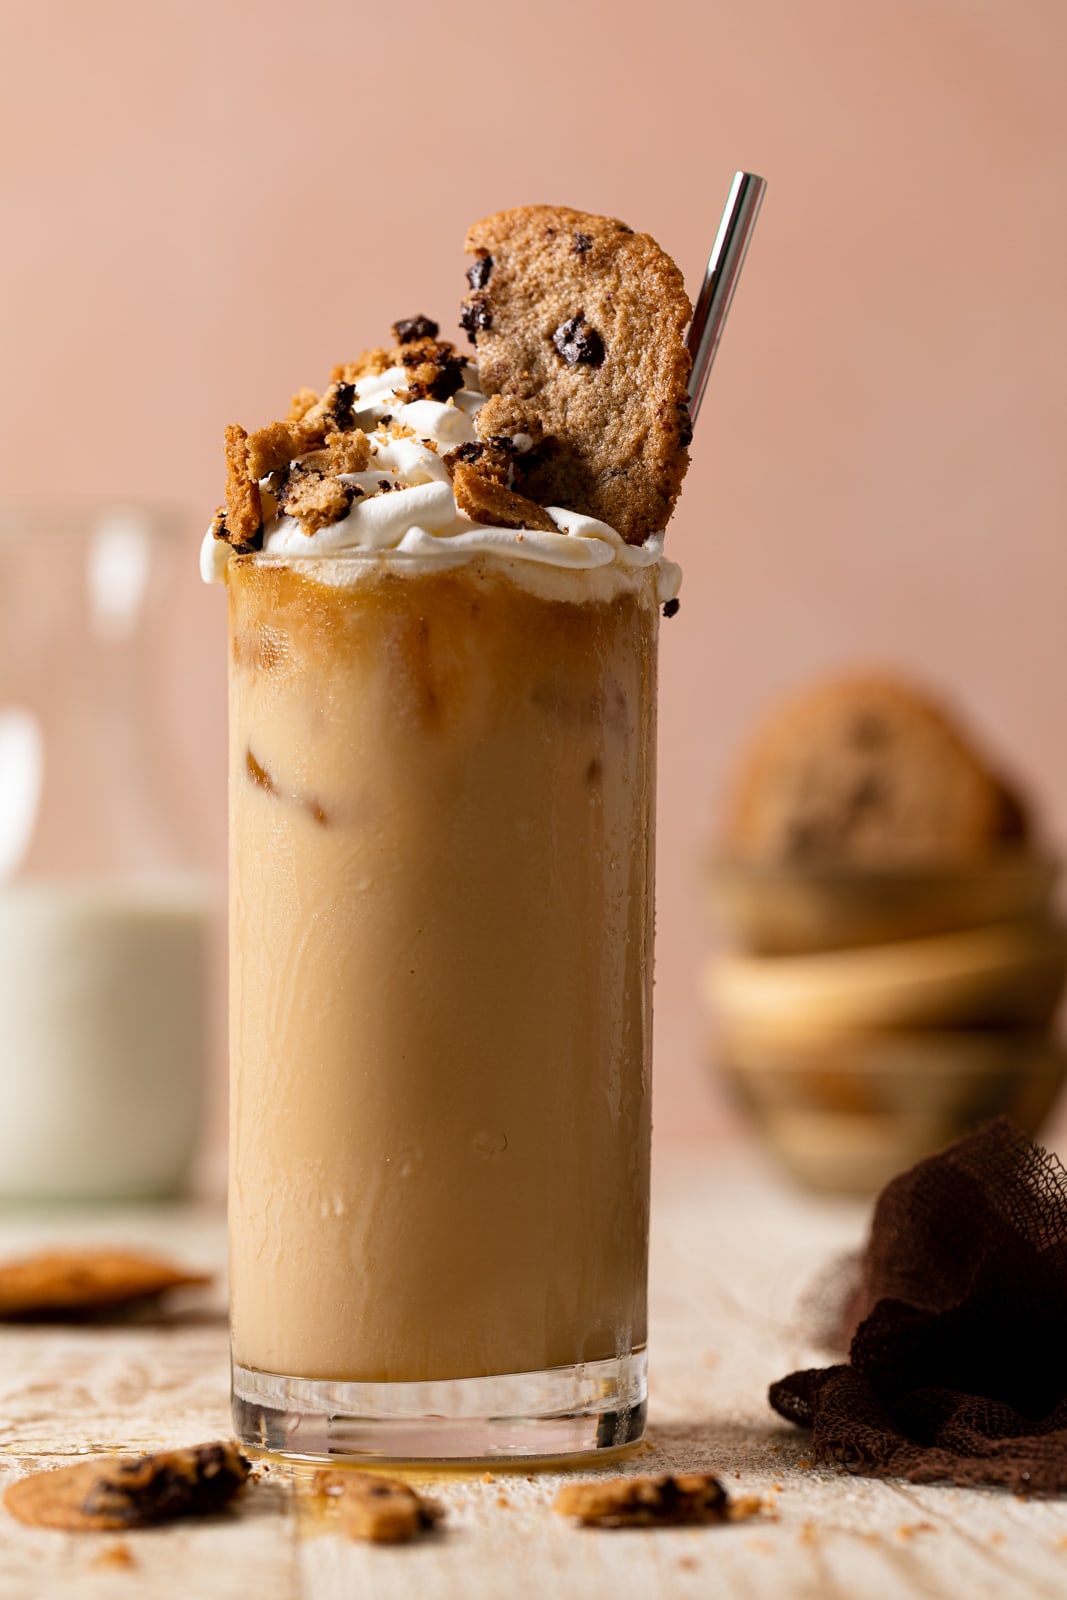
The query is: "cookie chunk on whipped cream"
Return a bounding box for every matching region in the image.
[202,321,680,602]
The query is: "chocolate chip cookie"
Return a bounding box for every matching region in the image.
[461,206,692,544]
[4,1443,249,1530]
[0,1249,212,1319]
[726,674,1030,866]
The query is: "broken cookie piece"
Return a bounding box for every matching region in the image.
[392,335,467,403]
[294,380,359,439]
[313,1471,444,1544]
[298,428,373,478]
[461,205,692,544]
[222,424,263,549]
[245,419,316,481]
[443,439,514,487]
[0,1249,212,1319]
[4,1443,249,1531]
[554,1471,747,1529]
[287,386,320,424]
[280,466,357,535]
[330,347,393,384]
[246,386,359,485]
[451,461,557,533]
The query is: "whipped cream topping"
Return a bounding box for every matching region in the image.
[201,362,682,602]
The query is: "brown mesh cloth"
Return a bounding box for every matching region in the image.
[769,1117,1067,1491]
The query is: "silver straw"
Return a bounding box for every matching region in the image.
[687,171,767,425]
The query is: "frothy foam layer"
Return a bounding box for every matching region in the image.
[201,363,682,602]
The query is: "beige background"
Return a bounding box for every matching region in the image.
[2,0,1066,1143]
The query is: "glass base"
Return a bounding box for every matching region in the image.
[231,1349,647,1462]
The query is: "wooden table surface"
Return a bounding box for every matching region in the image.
[1,1147,1065,1599]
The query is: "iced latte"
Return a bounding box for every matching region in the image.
[206,205,693,1457]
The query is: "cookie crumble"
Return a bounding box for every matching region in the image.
[313,1471,444,1544]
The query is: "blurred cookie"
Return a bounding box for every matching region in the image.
[726,675,1028,866]
[461,206,691,545]
[0,1249,211,1319]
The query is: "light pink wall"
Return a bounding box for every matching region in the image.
[3,0,1066,1141]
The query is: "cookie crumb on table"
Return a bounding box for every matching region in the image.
[554,1471,762,1529]
[91,1542,137,1570]
[313,1470,444,1544]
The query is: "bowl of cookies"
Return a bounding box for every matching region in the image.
[705,673,1067,1191]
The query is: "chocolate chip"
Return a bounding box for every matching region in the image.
[392,316,439,344]
[676,401,693,449]
[553,314,605,368]
[428,350,466,402]
[79,1444,249,1527]
[662,598,680,619]
[466,254,493,290]
[331,381,356,431]
[460,293,492,344]
[572,232,593,254]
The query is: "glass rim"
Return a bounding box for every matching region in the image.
[230,545,666,591]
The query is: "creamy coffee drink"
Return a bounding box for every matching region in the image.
[228,551,657,1383]
[206,206,693,1456]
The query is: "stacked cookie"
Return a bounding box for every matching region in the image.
[706,675,1067,1191]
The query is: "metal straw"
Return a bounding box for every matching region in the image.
[687,171,767,425]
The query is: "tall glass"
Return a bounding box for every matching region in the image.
[228,548,658,1459]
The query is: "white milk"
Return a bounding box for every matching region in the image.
[0,876,212,1199]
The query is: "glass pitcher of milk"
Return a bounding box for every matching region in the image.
[0,504,210,1199]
